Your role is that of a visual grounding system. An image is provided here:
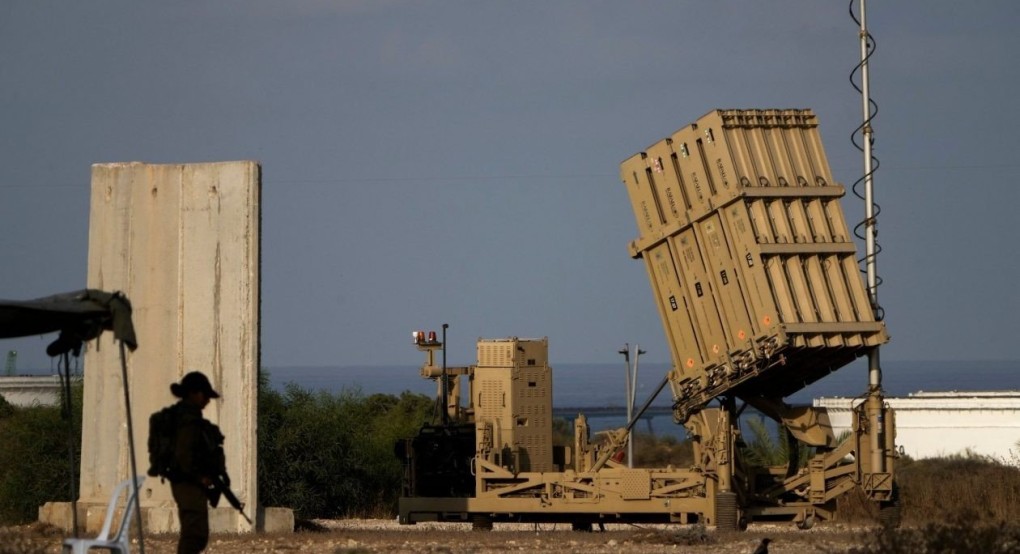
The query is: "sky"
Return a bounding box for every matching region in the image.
[2,1,1019,373]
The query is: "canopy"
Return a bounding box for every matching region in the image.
[0,289,137,356]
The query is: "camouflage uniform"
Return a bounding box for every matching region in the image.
[169,401,224,554]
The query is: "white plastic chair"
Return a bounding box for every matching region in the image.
[63,476,145,554]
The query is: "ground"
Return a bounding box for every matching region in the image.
[3,519,872,553]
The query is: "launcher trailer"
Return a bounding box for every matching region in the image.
[396,109,898,530]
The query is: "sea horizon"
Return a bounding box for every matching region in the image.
[263,359,1020,407]
[10,358,1016,438]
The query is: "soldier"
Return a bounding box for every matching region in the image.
[167,371,222,554]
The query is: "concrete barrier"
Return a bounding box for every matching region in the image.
[816,391,1020,463]
[39,161,291,534]
[0,375,61,407]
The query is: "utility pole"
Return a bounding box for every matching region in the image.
[618,344,631,467]
[619,343,646,468]
[631,345,645,467]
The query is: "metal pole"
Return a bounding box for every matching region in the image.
[617,344,632,468]
[632,346,645,402]
[441,323,449,425]
[858,0,881,390]
[858,0,885,476]
[119,341,145,554]
[626,346,634,469]
[630,345,645,468]
[60,353,79,537]
[590,375,669,472]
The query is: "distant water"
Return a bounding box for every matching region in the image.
[265,359,1020,406]
[18,358,1017,408]
[264,359,1019,438]
[15,359,1015,437]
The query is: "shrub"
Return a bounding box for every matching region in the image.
[836,452,1020,527]
[848,513,1020,553]
[257,374,432,519]
[896,452,1020,525]
[0,403,81,524]
[739,415,812,469]
[633,432,693,467]
[551,417,573,446]
[0,394,14,419]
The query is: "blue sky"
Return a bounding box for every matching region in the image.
[2,1,1018,371]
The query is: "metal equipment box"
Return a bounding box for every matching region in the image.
[473,338,553,472]
[620,109,887,405]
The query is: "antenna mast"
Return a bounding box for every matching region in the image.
[854,0,889,481]
[857,0,882,391]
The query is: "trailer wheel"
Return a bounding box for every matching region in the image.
[879,502,901,528]
[879,483,902,528]
[796,514,815,530]
[471,514,493,531]
[715,491,739,531]
[571,521,593,532]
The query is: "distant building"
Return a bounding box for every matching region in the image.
[0,375,61,407]
[816,391,1020,464]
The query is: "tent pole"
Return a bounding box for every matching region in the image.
[60,352,80,537]
[119,341,145,553]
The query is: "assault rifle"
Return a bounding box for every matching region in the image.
[206,473,253,525]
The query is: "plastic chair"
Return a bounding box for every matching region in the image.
[63,476,145,553]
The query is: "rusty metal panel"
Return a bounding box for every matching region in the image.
[622,109,887,403]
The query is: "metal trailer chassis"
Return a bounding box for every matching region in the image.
[398,390,898,530]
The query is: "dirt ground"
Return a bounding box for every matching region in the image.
[3,519,872,553]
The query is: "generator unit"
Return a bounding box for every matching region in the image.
[473,338,555,473]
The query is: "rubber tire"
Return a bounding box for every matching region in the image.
[796,514,816,530]
[471,514,493,531]
[715,491,739,532]
[879,482,903,528]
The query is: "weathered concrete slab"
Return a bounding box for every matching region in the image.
[38,161,287,533]
[0,375,61,407]
[39,501,263,534]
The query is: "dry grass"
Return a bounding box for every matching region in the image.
[0,523,63,554]
[5,451,1020,553]
[837,453,1020,526]
[0,521,862,554]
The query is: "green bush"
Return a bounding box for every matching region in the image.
[0,373,433,524]
[0,394,14,419]
[257,375,432,519]
[739,415,812,469]
[0,402,81,524]
[633,432,693,467]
